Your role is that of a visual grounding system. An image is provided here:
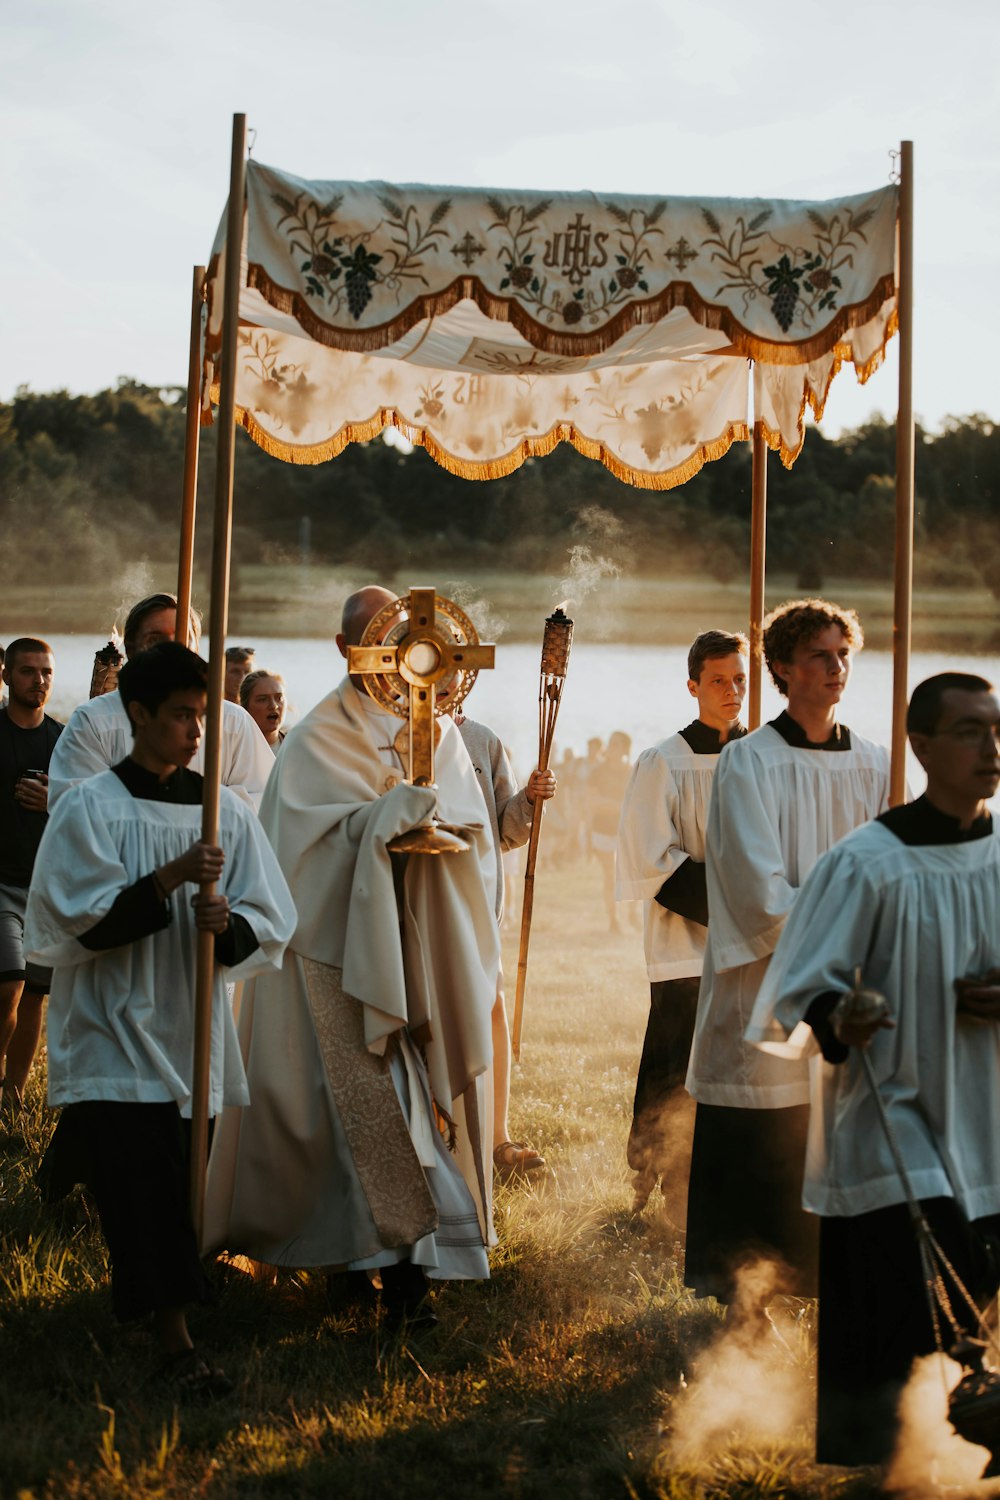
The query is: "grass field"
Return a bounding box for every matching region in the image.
[0,856,990,1499]
[1,564,998,653]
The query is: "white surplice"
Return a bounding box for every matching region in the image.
[24,772,297,1115]
[47,690,274,812]
[204,678,499,1277]
[686,723,891,1108]
[615,733,716,981]
[747,819,1000,1219]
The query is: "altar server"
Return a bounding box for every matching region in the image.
[616,629,747,1217]
[684,598,891,1305]
[747,672,1000,1466]
[27,643,295,1393]
[48,593,273,810]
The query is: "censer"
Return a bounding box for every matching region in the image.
[347,587,495,855]
[836,973,1000,1476]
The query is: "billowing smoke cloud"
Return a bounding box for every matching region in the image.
[885,1353,991,1494]
[666,1258,812,1463]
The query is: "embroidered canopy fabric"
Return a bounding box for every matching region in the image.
[205,161,898,488]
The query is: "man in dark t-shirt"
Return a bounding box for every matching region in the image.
[0,637,62,1112]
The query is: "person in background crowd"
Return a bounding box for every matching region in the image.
[0,638,62,1115]
[225,647,256,705]
[240,671,287,753]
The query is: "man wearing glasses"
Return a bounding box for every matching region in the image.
[748,672,1000,1467]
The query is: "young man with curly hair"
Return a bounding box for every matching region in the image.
[684,599,892,1312]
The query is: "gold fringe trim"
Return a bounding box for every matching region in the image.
[218,392,750,490]
[245,261,897,370]
[758,304,900,470]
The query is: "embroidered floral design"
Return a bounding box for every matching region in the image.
[239,330,319,435]
[700,204,875,334]
[241,329,303,391]
[413,379,447,421]
[273,188,453,321]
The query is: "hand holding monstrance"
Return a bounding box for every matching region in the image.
[347,587,495,855]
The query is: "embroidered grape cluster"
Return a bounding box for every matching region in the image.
[763,255,804,332]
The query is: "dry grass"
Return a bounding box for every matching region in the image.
[0,858,909,1499]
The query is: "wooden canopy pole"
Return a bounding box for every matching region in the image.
[748,364,767,730]
[176,265,206,649]
[890,140,915,807]
[190,114,247,1240]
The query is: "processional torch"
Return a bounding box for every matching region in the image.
[511,606,574,1061]
[89,635,124,698]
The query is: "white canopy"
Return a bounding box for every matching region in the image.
[205,161,898,487]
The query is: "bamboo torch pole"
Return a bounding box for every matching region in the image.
[176,265,206,649]
[511,607,573,1062]
[890,140,915,807]
[748,364,767,730]
[190,114,247,1241]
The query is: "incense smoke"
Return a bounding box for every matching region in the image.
[885,1354,990,1495]
[667,1259,812,1463]
[443,580,508,642]
[553,505,633,638]
[109,561,156,636]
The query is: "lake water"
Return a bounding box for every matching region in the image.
[41,636,1000,800]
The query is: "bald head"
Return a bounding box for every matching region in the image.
[337,588,400,682]
[340,586,397,648]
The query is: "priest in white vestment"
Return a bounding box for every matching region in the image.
[616,629,748,1219]
[684,599,891,1306]
[205,588,500,1326]
[49,593,273,811]
[747,671,1000,1468]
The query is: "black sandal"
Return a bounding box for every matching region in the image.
[160,1348,233,1398]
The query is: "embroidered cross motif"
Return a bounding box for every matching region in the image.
[452,232,485,267]
[666,236,698,271]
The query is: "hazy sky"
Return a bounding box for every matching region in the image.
[2,0,996,435]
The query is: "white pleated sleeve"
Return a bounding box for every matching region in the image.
[747,820,1000,1218]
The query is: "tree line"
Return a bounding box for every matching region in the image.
[2,380,998,593]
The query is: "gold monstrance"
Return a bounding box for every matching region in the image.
[347,587,495,854]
